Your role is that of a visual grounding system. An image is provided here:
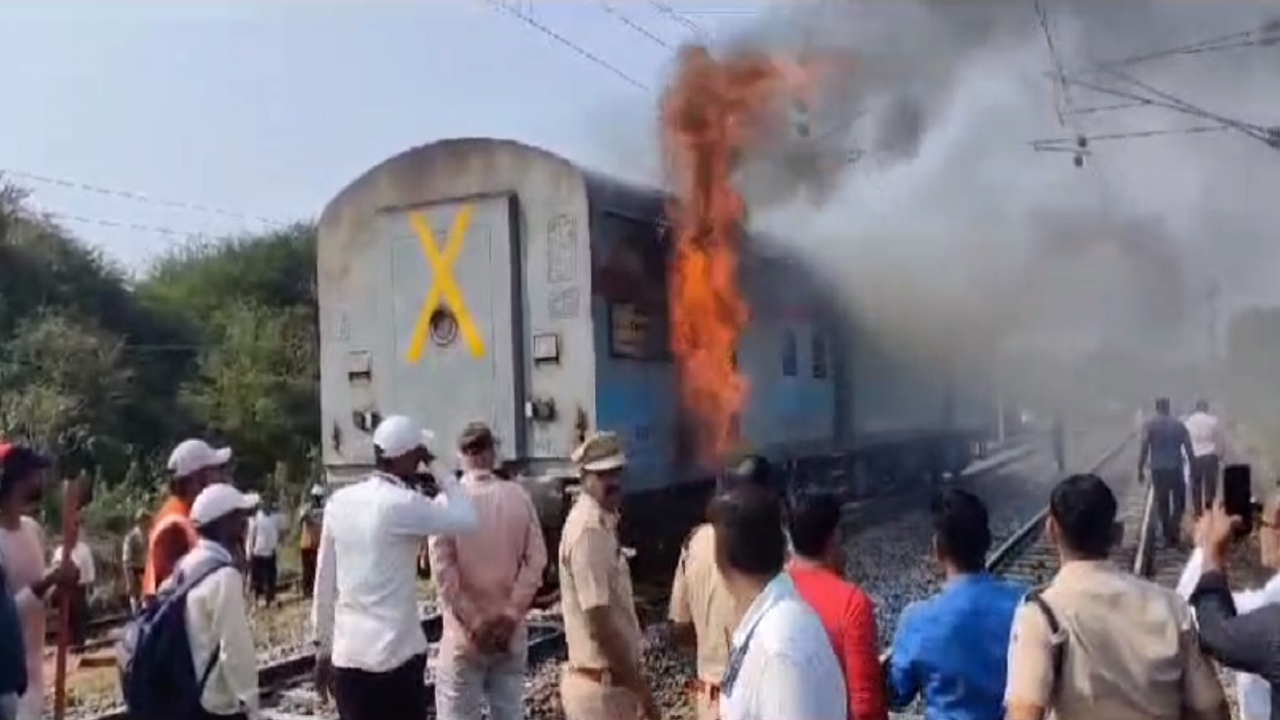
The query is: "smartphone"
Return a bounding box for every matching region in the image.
[1223,463,1253,536]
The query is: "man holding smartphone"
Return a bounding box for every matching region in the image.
[1178,495,1280,720]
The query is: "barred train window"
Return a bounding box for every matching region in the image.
[782,329,798,376]
[811,330,828,379]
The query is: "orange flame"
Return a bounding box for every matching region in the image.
[660,46,797,467]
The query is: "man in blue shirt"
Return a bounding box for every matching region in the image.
[1139,397,1195,549]
[885,488,1025,720]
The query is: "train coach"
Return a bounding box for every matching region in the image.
[316,137,996,578]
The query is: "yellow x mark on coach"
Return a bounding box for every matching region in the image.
[405,206,485,362]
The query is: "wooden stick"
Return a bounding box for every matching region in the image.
[52,477,82,720]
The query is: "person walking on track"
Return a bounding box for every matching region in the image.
[430,423,547,720]
[246,499,282,609]
[1051,410,1067,475]
[311,415,477,720]
[1139,397,1196,549]
[1183,400,1225,519]
[52,519,96,650]
[297,485,325,598]
[122,509,151,613]
[558,432,659,720]
[146,439,231,600]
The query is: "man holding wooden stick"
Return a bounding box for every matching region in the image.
[0,444,79,720]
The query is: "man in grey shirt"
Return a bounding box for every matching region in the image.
[1139,397,1195,548]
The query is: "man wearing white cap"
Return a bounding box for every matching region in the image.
[311,415,478,720]
[181,483,260,720]
[143,439,233,601]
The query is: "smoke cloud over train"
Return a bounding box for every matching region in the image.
[595,1,1280,414]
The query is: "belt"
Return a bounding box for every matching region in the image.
[687,679,721,700]
[567,666,622,687]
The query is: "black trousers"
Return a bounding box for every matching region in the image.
[1152,469,1186,544]
[249,554,277,603]
[333,654,428,720]
[1189,454,1220,517]
[69,585,89,649]
[300,548,318,598]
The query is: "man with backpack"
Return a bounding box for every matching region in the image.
[120,483,261,720]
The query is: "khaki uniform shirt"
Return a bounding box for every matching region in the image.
[669,523,741,683]
[559,493,643,670]
[1006,560,1226,720]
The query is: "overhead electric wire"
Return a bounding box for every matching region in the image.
[484,0,651,91]
[2,168,287,227]
[1085,23,1279,73]
[647,1,709,40]
[599,2,673,49]
[1030,124,1232,152]
[1030,3,1280,154]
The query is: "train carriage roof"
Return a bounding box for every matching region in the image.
[321,137,834,322]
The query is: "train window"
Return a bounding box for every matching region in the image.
[811,330,828,379]
[782,329,798,376]
[597,212,671,362]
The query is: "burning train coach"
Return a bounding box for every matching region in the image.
[315,137,995,579]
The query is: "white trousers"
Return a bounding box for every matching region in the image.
[433,624,528,720]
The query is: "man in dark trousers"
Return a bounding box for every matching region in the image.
[1139,397,1196,549]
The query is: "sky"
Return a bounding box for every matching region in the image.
[0,2,762,270]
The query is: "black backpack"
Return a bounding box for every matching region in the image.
[117,554,232,720]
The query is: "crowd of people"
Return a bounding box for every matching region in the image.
[2,395,1280,720]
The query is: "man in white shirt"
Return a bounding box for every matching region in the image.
[1176,493,1280,720]
[1184,400,1226,519]
[712,482,846,720]
[311,415,479,720]
[182,483,261,720]
[245,503,282,609]
[51,522,96,650]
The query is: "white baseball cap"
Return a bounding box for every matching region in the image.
[372,415,435,459]
[167,439,233,478]
[190,483,260,527]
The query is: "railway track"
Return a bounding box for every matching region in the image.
[79,436,1044,720]
[82,612,568,720]
[986,431,1140,584]
[987,431,1263,591]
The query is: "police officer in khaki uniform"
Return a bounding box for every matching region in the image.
[1005,474,1229,720]
[669,458,771,720]
[558,432,659,720]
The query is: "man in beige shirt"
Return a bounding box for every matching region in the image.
[670,461,770,720]
[558,432,659,720]
[1005,473,1229,720]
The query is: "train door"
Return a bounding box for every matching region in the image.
[383,195,526,462]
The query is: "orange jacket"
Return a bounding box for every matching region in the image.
[142,496,198,597]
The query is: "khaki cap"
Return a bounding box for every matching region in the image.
[572,431,627,472]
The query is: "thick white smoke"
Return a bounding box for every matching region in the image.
[588,1,1280,411]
